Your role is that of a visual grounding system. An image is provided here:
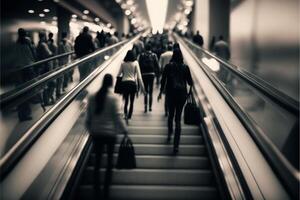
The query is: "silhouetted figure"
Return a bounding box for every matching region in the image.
[209,36,216,52]
[159,44,173,116]
[37,32,55,105]
[118,50,145,120]
[138,44,160,113]
[58,32,73,89]
[96,30,106,48]
[214,35,230,60]
[86,74,127,199]
[74,26,95,80]
[14,28,36,121]
[158,48,193,154]
[193,31,204,47]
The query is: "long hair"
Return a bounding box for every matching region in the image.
[95,74,113,114]
[123,50,136,62]
[170,48,184,64]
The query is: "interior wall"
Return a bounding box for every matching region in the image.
[230,0,299,100]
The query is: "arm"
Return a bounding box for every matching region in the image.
[160,64,168,94]
[117,63,123,77]
[136,62,145,93]
[186,65,193,87]
[111,97,127,134]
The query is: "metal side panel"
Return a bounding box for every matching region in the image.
[179,39,290,200]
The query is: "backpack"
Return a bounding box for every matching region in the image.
[139,52,158,74]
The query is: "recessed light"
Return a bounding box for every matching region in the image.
[40,21,46,24]
[43,9,50,13]
[39,13,45,17]
[94,17,100,22]
[107,23,111,27]
[82,15,87,19]
[72,14,77,18]
[83,10,89,14]
[52,16,58,20]
[125,10,131,16]
[121,3,126,9]
[115,0,122,3]
[28,10,35,14]
[53,0,59,2]
[126,0,134,5]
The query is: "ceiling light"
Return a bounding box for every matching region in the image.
[83,10,89,14]
[107,23,112,27]
[131,18,136,24]
[39,13,45,17]
[28,10,35,14]
[185,0,193,7]
[125,10,131,15]
[115,0,122,3]
[40,21,46,24]
[184,8,191,15]
[52,16,58,20]
[52,21,57,25]
[130,6,136,12]
[126,0,134,5]
[38,0,43,2]
[71,18,77,22]
[94,17,100,22]
[72,14,77,18]
[53,0,59,2]
[43,9,50,13]
[82,15,87,19]
[121,3,127,9]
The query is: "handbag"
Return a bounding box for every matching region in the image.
[116,135,136,169]
[114,76,123,94]
[184,91,201,125]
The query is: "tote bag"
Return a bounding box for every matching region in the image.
[116,135,136,169]
[114,76,123,94]
[184,92,201,125]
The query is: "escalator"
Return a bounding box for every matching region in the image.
[1,31,298,200]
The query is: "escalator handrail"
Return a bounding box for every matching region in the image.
[0,39,129,107]
[0,33,143,179]
[3,51,75,74]
[176,34,299,199]
[183,37,299,116]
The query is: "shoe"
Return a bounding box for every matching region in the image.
[173,147,179,154]
[149,108,152,112]
[144,106,147,113]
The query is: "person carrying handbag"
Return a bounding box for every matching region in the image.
[158,47,193,154]
[86,74,127,199]
[117,50,146,121]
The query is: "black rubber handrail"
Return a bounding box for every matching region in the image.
[0,32,143,179]
[0,39,128,108]
[3,51,75,74]
[176,34,299,199]
[183,37,299,116]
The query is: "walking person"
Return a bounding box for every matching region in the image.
[118,50,145,120]
[58,32,73,90]
[159,44,173,116]
[14,28,36,121]
[138,44,159,113]
[74,26,95,80]
[86,74,127,199]
[158,48,193,154]
[193,31,204,47]
[36,32,55,105]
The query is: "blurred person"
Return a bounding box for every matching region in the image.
[86,74,127,199]
[159,44,173,116]
[193,31,204,47]
[118,50,145,120]
[96,30,106,48]
[74,26,95,80]
[134,38,145,56]
[14,28,36,121]
[37,32,56,105]
[209,36,216,52]
[58,32,73,90]
[158,48,193,154]
[138,44,160,113]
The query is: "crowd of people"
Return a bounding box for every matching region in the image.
[86,32,194,199]
[13,26,128,121]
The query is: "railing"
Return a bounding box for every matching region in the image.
[0,34,142,179]
[176,34,299,199]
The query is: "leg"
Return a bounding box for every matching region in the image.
[173,98,185,152]
[103,137,116,199]
[123,92,129,117]
[143,76,149,112]
[94,140,104,198]
[167,96,175,141]
[128,92,135,119]
[164,95,168,116]
[148,76,154,111]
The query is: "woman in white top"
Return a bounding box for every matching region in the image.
[117,50,145,120]
[86,74,127,199]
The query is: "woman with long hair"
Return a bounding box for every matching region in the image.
[158,47,193,154]
[86,74,127,199]
[118,50,145,120]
